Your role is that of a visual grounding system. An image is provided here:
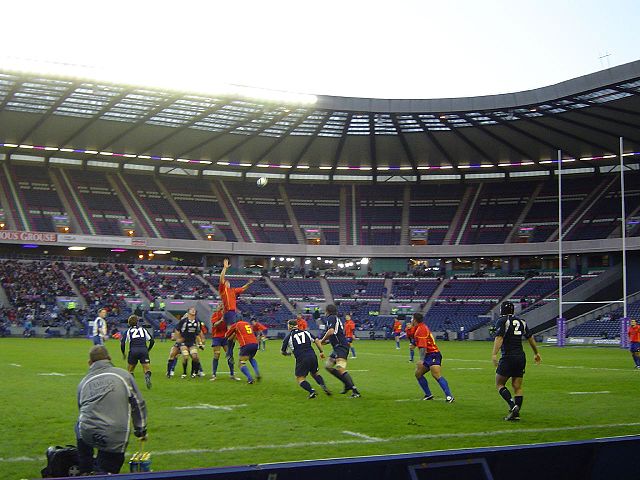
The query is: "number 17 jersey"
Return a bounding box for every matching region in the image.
[495,315,531,356]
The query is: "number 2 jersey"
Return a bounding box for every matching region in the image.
[495,314,531,356]
[120,326,154,354]
[281,328,317,359]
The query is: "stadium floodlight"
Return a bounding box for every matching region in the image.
[270,257,276,261]
[279,257,285,261]
[361,257,370,265]
[153,250,171,254]
[304,259,311,265]
[68,246,86,251]
[338,263,345,268]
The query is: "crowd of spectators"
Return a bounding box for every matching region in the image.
[0,260,75,326]
[130,266,214,300]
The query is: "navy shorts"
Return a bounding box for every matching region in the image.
[330,345,349,360]
[92,335,103,346]
[347,337,353,344]
[128,348,150,366]
[239,343,259,359]
[631,342,640,353]
[423,351,442,367]
[224,310,237,323]
[211,337,228,347]
[295,354,319,377]
[496,354,526,378]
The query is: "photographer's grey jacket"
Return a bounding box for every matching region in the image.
[76,359,147,453]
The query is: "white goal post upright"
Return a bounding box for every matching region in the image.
[557,150,566,346]
[556,141,630,347]
[619,137,630,348]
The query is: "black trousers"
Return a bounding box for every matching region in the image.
[77,436,125,474]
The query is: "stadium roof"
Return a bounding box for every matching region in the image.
[1,60,640,180]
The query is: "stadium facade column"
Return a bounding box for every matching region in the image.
[510,257,519,273]
[568,255,578,274]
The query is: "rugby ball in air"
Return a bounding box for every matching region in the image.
[257,177,268,188]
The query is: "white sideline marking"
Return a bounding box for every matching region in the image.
[349,369,369,372]
[568,391,611,395]
[9,363,21,367]
[395,398,445,402]
[37,372,66,376]
[452,367,483,370]
[174,403,247,411]
[543,364,630,372]
[4,422,640,464]
[342,430,382,441]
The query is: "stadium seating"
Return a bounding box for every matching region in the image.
[9,165,64,232]
[568,299,640,338]
[225,182,297,244]
[158,176,236,241]
[65,169,130,236]
[129,265,213,299]
[328,277,385,299]
[125,174,194,240]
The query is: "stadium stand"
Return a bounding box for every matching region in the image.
[0,259,74,325]
[129,265,213,299]
[8,164,64,232]
[225,182,297,244]
[125,174,194,240]
[159,176,237,241]
[64,169,130,236]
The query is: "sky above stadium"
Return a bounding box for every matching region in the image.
[3,0,640,100]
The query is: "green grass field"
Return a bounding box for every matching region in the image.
[1,338,639,479]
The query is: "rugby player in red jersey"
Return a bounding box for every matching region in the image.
[413,313,454,403]
[226,318,261,384]
[405,321,416,362]
[344,314,357,359]
[296,313,308,331]
[209,304,240,381]
[628,319,640,369]
[251,318,268,351]
[393,317,403,349]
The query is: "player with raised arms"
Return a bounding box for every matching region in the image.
[492,301,541,421]
[209,304,240,381]
[120,314,154,389]
[281,319,331,398]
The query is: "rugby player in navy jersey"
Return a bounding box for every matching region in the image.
[319,304,361,398]
[120,315,155,389]
[174,307,204,379]
[281,319,331,398]
[492,301,541,421]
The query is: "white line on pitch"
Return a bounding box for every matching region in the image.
[349,369,369,372]
[342,430,382,441]
[4,422,640,463]
[452,367,483,370]
[395,398,445,402]
[37,372,67,376]
[174,403,247,411]
[568,391,611,395]
[9,363,21,367]
[543,364,631,372]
